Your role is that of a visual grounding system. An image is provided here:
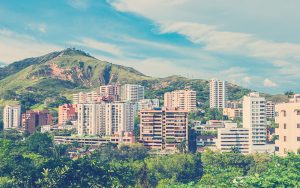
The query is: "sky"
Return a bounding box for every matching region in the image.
[0,0,300,94]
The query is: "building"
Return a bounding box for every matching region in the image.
[99,84,121,101]
[73,91,100,104]
[196,135,216,148]
[223,108,243,120]
[226,101,241,109]
[137,99,159,111]
[54,131,135,146]
[3,105,21,130]
[164,89,197,112]
[209,79,227,109]
[121,84,144,102]
[243,92,267,147]
[77,102,134,136]
[216,123,250,154]
[275,94,300,156]
[266,101,275,119]
[58,104,78,125]
[140,108,188,151]
[21,110,53,134]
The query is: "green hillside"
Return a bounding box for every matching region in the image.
[0,48,255,117]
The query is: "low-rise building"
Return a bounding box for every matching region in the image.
[223,108,242,120]
[216,123,250,154]
[164,89,196,112]
[137,99,159,111]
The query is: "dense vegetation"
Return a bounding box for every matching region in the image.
[0,131,299,187]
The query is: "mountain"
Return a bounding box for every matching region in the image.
[0,48,253,112]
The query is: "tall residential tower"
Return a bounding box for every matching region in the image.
[209,79,227,109]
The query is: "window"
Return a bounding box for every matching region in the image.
[284,136,287,142]
[284,124,287,129]
[297,111,300,115]
[297,124,300,128]
[298,137,300,142]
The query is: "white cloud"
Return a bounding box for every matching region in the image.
[68,0,90,10]
[69,38,123,56]
[263,78,278,88]
[0,28,62,63]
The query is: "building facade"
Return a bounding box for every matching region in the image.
[223,108,243,120]
[164,89,196,112]
[77,102,134,136]
[209,79,227,109]
[137,99,160,111]
[99,84,121,101]
[3,105,21,130]
[266,101,275,119]
[275,94,300,156]
[21,110,53,134]
[120,84,144,102]
[216,123,250,154]
[58,104,78,125]
[140,108,188,151]
[243,92,267,146]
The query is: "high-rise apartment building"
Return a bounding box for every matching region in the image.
[3,105,21,130]
[99,84,121,101]
[243,92,267,146]
[77,102,134,136]
[21,110,52,134]
[140,108,188,151]
[266,101,275,119]
[216,122,250,154]
[58,104,78,125]
[164,90,196,112]
[275,94,300,156]
[209,79,227,109]
[120,84,144,102]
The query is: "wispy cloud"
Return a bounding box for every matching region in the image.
[0,28,61,63]
[69,38,123,56]
[27,23,47,33]
[68,0,90,10]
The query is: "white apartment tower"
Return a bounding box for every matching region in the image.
[210,79,227,109]
[121,84,144,102]
[164,90,197,112]
[3,105,21,129]
[243,92,267,146]
[77,102,134,136]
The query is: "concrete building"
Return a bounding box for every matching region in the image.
[275,94,300,156]
[266,101,275,119]
[3,105,21,130]
[243,92,267,146]
[223,108,243,120]
[216,123,250,154]
[164,89,196,112]
[77,102,134,136]
[226,101,241,109]
[140,108,188,151]
[209,79,227,109]
[137,99,159,111]
[21,110,53,134]
[99,84,121,101]
[58,104,78,125]
[73,91,101,104]
[120,84,144,102]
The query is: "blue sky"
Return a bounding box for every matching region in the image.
[0,0,300,94]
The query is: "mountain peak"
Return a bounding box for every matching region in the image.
[58,48,93,58]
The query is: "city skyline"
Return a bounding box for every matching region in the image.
[1,0,300,94]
